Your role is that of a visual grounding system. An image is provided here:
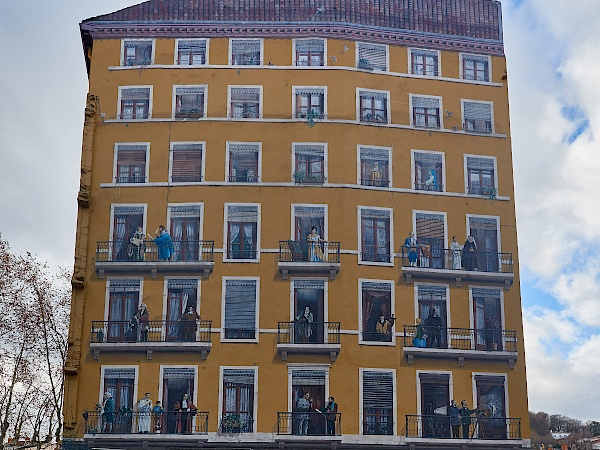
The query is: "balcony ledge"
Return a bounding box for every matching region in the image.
[401,266,514,290]
[278,261,340,280]
[90,341,212,361]
[274,434,342,443]
[84,433,209,443]
[277,343,341,362]
[95,260,214,279]
[403,346,517,368]
[405,437,523,445]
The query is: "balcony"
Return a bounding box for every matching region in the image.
[175,109,204,119]
[414,182,444,192]
[276,412,341,439]
[95,240,214,279]
[293,172,327,185]
[90,320,212,360]
[405,415,521,441]
[403,325,518,368]
[468,186,498,198]
[360,113,388,124]
[360,178,390,188]
[276,321,341,361]
[84,410,208,436]
[363,420,394,435]
[400,246,514,289]
[219,415,254,433]
[278,241,340,280]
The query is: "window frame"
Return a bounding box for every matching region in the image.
[357,145,392,188]
[112,142,150,185]
[413,282,451,339]
[221,277,260,343]
[228,85,263,119]
[464,154,498,196]
[409,94,443,129]
[172,85,207,119]
[104,278,144,323]
[157,365,199,413]
[356,42,389,72]
[292,86,327,119]
[411,149,446,193]
[223,203,261,263]
[471,372,509,419]
[461,99,495,134]
[169,141,206,184]
[162,277,201,340]
[225,142,262,183]
[408,47,441,77]
[415,370,454,418]
[291,204,328,241]
[229,38,263,66]
[218,366,259,431]
[108,203,147,247]
[358,279,395,346]
[121,39,155,67]
[412,209,448,270]
[117,86,153,121]
[357,206,394,266]
[99,365,140,409]
[291,142,328,184]
[286,363,331,413]
[293,38,327,67]
[359,368,397,435]
[175,38,209,66]
[459,53,492,83]
[357,88,390,124]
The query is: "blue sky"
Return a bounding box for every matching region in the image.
[1,0,599,422]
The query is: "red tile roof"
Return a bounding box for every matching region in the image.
[84,0,502,41]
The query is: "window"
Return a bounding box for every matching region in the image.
[114,144,148,184]
[221,368,256,432]
[466,156,496,196]
[169,204,202,261]
[294,87,326,119]
[166,279,199,341]
[467,216,500,272]
[119,87,151,120]
[111,205,144,261]
[176,39,208,65]
[362,370,394,435]
[461,54,490,82]
[410,48,439,76]
[293,144,326,184]
[358,90,389,123]
[474,374,507,439]
[230,39,261,65]
[122,40,153,66]
[357,43,387,71]
[225,204,259,261]
[411,95,441,128]
[359,208,392,264]
[227,143,260,183]
[229,87,261,118]
[291,368,327,434]
[222,278,258,340]
[174,86,206,118]
[293,205,326,241]
[463,101,493,133]
[360,281,393,343]
[107,280,141,341]
[170,143,203,183]
[413,151,444,192]
[294,39,325,66]
[359,147,391,187]
[293,279,326,344]
[414,212,446,269]
[418,372,450,438]
[161,367,197,433]
[101,367,136,432]
[416,284,448,348]
[472,288,503,351]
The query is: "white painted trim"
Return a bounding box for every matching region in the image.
[174,38,210,65]
[290,204,328,240]
[359,368,397,436]
[108,203,148,244]
[290,277,329,324]
[408,47,442,77]
[408,93,444,129]
[121,38,155,66]
[292,38,327,67]
[291,86,328,119]
[355,87,391,123]
[356,145,392,188]
[357,205,394,267]
[357,279,396,346]
[117,85,153,120]
[99,365,140,410]
[463,153,499,195]
[291,142,328,183]
[471,372,509,418]
[410,149,446,192]
[229,38,264,66]
[413,282,451,329]
[220,276,260,343]
[225,141,263,183]
[460,98,496,134]
[218,366,259,429]
[227,85,263,119]
[171,84,208,119]
[158,365,199,410]
[169,141,206,184]
[459,52,492,83]
[465,214,502,253]
[112,142,150,185]
[223,203,261,263]
[287,364,331,412]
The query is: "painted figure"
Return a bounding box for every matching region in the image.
[307,226,324,262]
[151,225,174,260]
[462,236,478,270]
[296,392,313,435]
[405,232,418,266]
[137,393,153,433]
[450,236,463,270]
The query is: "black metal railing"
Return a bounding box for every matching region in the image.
[403,325,517,352]
[223,328,256,340]
[360,114,388,124]
[91,320,212,344]
[363,420,394,435]
[175,109,204,119]
[119,112,150,120]
[277,322,341,345]
[83,410,208,434]
[123,58,152,66]
[219,415,254,433]
[361,330,394,343]
[414,182,444,192]
[228,175,259,183]
[295,111,327,120]
[360,178,390,188]
[96,240,214,263]
[405,415,521,440]
[279,241,340,263]
[116,175,146,184]
[230,106,259,118]
[468,186,498,197]
[293,173,327,184]
[360,251,392,264]
[277,412,341,436]
[400,246,513,273]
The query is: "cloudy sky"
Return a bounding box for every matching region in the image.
[1,0,599,421]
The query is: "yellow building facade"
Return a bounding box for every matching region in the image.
[64,1,530,449]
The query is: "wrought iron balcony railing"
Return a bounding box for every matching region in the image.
[228,175,259,183]
[83,410,208,435]
[468,186,498,197]
[96,239,214,263]
[175,109,205,119]
[403,325,516,352]
[405,415,521,440]
[279,241,340,263]
[360,178,390,188]
[414,182,444,192]
[363,420,394,435]
[91,320,212,344]
[400,246,513,273]
[277,321,341,345]
[360,114,388,124]
[276,412,341,436]
[219,415,254,433]
[116,174,146,184]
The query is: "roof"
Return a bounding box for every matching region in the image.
[83,0,502,41]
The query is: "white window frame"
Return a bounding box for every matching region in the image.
[459,53,491,83]
[175,38,209,65]
[218,366,259,430]
[229,38,264,66]
[471,372,509,418]
[358,279,395,346]
[286,363,331,412]
[359,368,397,435]
[413,282,451,328]
[112,142,150,185]
[103,277,144,322]
[99,365,139,406]
[162,277,202,340]
[356,42,389,72]
[356,88,391,124]
[468,285,506,333]
[291,86,328,119]
[221,276,260,343]
[289,277,329,323]
[292,38,327,67]
[410,149,446,192]
[415,370,454,417]
[408,47,441,77]
[225,142,262,184]
[412,209,448,252]
[172,84,208,119]
[223,203,261,263]
[357,206,394,267]
[121,38,155,66]
[461,99,495,134]
[227,85,263,119]
[291,142,328,184]
[166,202,204,240]
[108,203,148,243]
[465,214,502,254]
[291,204,328,240]
[463,154,498,195]
[169,141,206,184]
[356,145,392,188]
[409,94,443,129]
[117,85,153,120]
